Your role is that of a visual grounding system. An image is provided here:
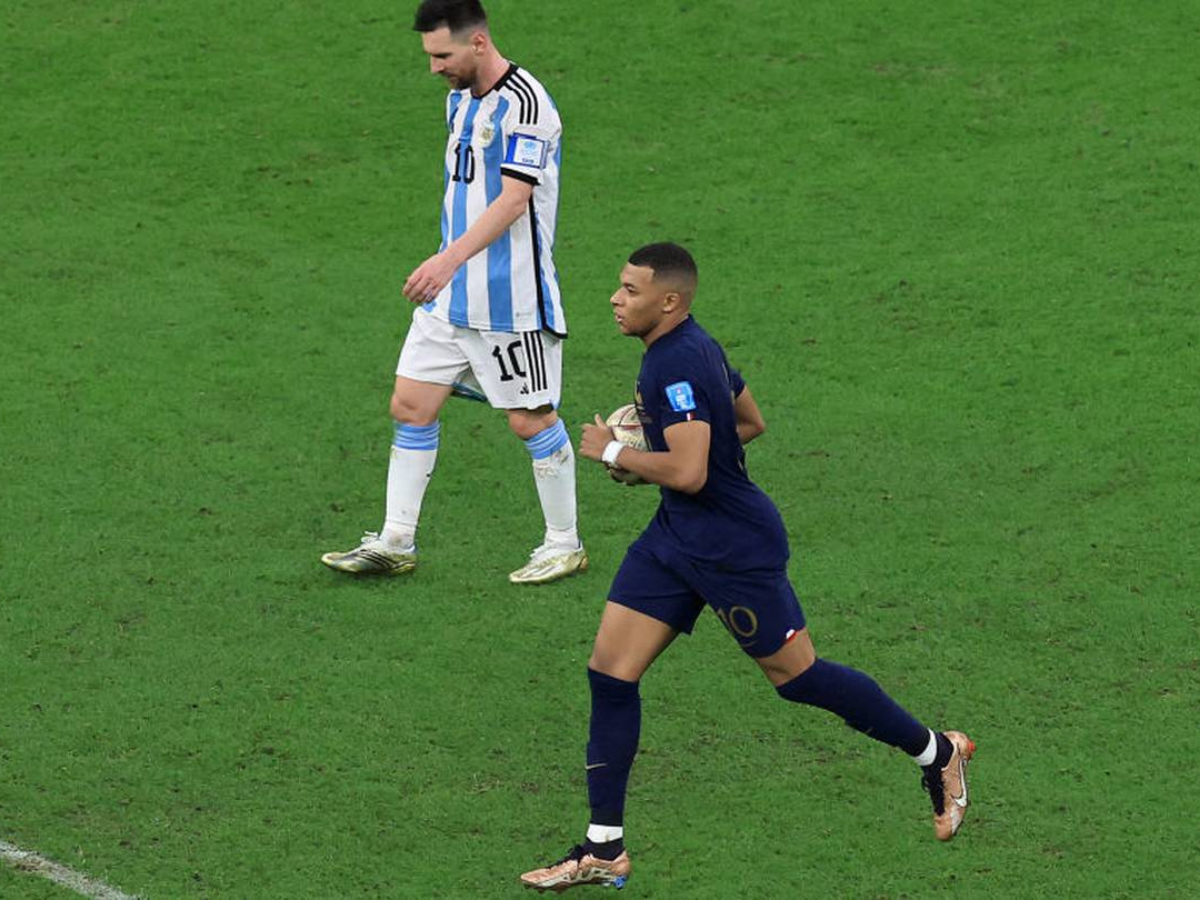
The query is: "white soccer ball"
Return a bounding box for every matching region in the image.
[604,404,649,485]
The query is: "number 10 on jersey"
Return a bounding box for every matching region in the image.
[451,141,475,183]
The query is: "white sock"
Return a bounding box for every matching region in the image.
[912,729,939,767]
[381,422,439,550]
[524,420,579,548]
[586,823,623,844]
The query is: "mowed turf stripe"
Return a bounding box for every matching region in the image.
[1,840,140,900]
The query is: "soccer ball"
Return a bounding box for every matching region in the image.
[604,404,648,485]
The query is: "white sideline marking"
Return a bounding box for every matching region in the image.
[1,840,140,900]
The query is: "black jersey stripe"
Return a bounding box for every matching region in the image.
[513,73,540,122]
[509,72,540,124]
[536,331,547,392]
[522,332,532,390]
[500,71,532,125]
[509,82,532,125]
[500,167,538,185]
[502,83,528,125]
[505,71,532,124]
[527,332,541,392]
[533,331,547,392]
[527,200,565,338]
[522,331,540,393]
[526,199,547,333]
[493,63,517,92]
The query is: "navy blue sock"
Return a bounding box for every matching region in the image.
[929,732,954,770]
[776,658,929,756]
[586,668,641,827]
[582,838,626,861]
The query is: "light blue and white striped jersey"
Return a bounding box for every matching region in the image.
[426,64,566,337]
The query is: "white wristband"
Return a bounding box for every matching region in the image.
[601,440,624,466]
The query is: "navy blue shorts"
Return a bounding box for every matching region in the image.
[609,533,807,658]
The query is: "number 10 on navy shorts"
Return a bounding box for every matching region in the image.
[609,534,807,658]
[397,307,562,410]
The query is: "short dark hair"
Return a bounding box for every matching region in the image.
[413,0,488,34]
[628,242,698,287]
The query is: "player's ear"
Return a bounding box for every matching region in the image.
[662,291,681,312]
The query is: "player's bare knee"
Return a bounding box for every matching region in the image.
[390,393,437,426]
[507,406,557,440]
[774,654,816,686]
[588,645,640,683]
[588,647,616,677]
[755,634,817,687]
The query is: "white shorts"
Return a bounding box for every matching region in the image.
[396,307,562,410]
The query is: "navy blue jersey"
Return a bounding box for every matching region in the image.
[634,316,789,568]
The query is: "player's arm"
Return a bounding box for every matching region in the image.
[581,417,711,494]
[734,384,766,445]
[402,176,534,303]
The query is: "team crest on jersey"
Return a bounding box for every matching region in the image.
[666,381,696,412]
[478,119,496,145]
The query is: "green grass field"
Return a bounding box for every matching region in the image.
[3,1,1198,897]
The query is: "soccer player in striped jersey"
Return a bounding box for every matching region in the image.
[321,0,586,584]
[519,244,975,891]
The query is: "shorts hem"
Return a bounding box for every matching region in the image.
[606,596,698,636]
[394,367,458,387]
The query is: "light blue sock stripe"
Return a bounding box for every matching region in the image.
[524,420,569,460]
[394,422,441,452]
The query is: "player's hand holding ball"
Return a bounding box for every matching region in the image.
[581,406,648,485]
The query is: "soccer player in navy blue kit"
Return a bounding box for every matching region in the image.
[519,243,976,892]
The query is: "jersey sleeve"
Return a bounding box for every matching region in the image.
[500,88,561,186]
[727,363,746,397]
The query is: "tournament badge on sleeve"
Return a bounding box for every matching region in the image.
[665,381,696,413]
[505,133,549,168]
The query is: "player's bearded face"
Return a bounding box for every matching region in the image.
[422,29,480,90]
